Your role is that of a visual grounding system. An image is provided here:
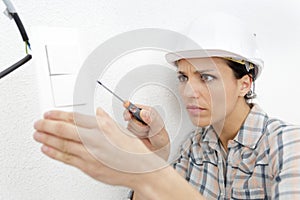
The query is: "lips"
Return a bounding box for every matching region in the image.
[186,104,207,115]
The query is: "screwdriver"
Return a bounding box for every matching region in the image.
[97,81,147,125]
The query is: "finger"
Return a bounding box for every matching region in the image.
[143,108,165,135]
[123,110,132,121]
[40,144,88,170]
[123,104,150,125]
[127,120,150,133]
[44,110,98,129]
[139,109,152,124]
[96,107,137,142]
[73,112,98,129]
[44,110,74,123]
[96,107,152,152]
[123,101,152,125]
[96,107,111,120]
[34,119,81,142]
[96,107,126,137]
[123,101,151,110]
[123,101,130,109]
[33,131,85,157]
[127,122,149,138]
[123,100,152,117]
[96,107,117,134]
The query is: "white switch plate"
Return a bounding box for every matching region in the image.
[31,26,86,112]
[50,74,85,107]
[45,44,81,75]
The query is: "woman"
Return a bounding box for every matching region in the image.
[33,14,300,199]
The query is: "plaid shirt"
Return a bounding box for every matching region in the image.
[173,104,300,199]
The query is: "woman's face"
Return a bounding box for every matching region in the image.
[177,57,245,127]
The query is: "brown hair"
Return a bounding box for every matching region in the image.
[225,60,257,100]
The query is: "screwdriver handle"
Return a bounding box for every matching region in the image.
[126,102,147,125]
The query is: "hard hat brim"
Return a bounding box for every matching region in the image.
[165,49,263,79]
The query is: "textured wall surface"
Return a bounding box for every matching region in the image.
[0,0,300,199]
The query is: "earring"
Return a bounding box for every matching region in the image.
[246,90,255,98]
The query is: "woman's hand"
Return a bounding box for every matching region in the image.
[33,108,205,200]
[33,107,167,187]
[123,101,170,160]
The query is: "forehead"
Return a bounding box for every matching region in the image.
[177,57,228,72]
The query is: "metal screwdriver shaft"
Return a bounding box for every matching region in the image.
[97,80,147,125]
[97,81,125,103]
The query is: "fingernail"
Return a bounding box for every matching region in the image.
[42,145,49,152]
[123,101,130,108]
[33,132,41,140]
[33,120,40,129]
[96,107,101,115]
[141,110,150,118]
[96,107,105,115]
[124,112,130,119]
[44,111,51,118]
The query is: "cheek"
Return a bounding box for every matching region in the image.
[210,78,239,101]
[178,84,185,100]
[209,85,226,115]
[208,81,238,119]
[224,80,240,102]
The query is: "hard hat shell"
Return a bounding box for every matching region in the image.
[166,12,264,79]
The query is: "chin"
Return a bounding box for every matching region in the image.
[189,116,211,127]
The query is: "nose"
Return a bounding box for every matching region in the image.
[183,79,201,98]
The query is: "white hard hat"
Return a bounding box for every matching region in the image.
[166,12,264,79]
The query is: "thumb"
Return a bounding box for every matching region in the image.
[123,100,130,109]
[96,107,107,117]
[140,109,151,124]
[141,108,164,132]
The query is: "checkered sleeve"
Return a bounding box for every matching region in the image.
[269,122,300,199]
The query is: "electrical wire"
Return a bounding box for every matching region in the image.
[0,0,32,79]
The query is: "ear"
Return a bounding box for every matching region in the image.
[238,75,252,97]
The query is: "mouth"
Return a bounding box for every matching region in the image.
[186,105,207,115]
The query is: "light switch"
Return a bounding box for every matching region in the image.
[46,44,81,75]
[50,74,86,107]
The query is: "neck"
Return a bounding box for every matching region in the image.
[213,99,251,150]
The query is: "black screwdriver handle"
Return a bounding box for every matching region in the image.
[127,102,147,125]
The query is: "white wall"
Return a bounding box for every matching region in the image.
[0,0,299,199]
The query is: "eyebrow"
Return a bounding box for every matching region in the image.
[177,69,216,75]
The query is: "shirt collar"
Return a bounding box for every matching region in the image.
[200,104,269,150]
[201,126,219,150]
[232,104,269,149]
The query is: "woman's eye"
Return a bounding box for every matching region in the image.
[200,74,215,82]
[177,74,188,82]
